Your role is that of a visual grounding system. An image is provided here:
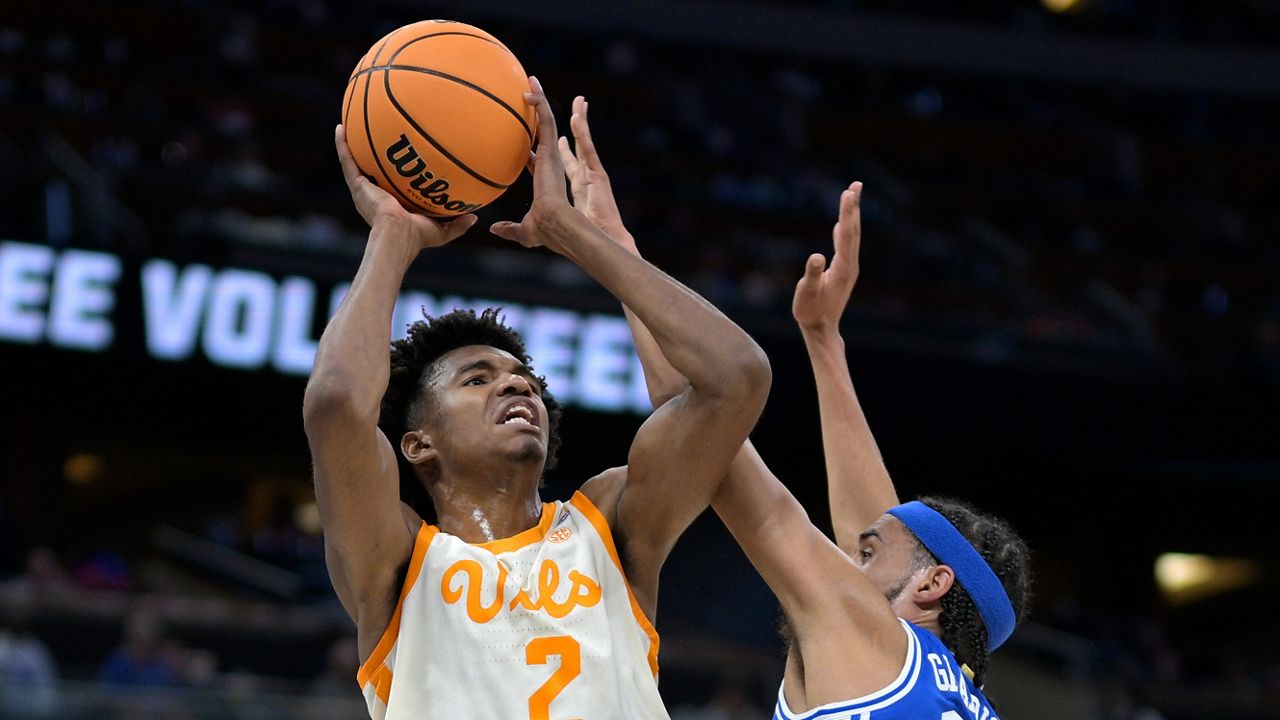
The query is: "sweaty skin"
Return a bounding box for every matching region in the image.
[557,97,956,712]
[305,78,771,670]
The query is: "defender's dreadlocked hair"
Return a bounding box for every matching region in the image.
[379,308,563,520]
[905,496,1032,687]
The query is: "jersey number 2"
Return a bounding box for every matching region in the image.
[527,635,582,720]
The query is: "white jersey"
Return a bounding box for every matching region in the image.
[357,491,668,720]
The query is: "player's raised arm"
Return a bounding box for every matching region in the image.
[303,125,476,661]
[556,96,687,406]
[559,100,890,547]
[792,183,900,554]
[492,81,771,619]
[558,105,905,693]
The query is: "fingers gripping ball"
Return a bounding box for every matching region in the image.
[342,21,536,217]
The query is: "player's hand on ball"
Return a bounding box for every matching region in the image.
[335,124,476,248]
[490,77,576,254]
[558,96,634,252]
[792,182,863,333]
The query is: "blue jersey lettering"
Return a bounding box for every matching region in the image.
[775,621,1001,720]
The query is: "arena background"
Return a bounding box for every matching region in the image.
[1,1,1278,718]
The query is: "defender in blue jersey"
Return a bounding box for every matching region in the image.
[555,98,1032,719]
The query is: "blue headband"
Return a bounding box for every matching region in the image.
[885,501,1016,651]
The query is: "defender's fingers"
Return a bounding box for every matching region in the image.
[834,182,862,250]
[838,182,862,227]
[838,182,861,221]
[804,253,826,280]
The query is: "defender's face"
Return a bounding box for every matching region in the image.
[853,514,925,604]
[423,345,549,467]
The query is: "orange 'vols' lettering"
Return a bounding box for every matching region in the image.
[441,559,508,623]
[509,561,603,618]
[440,559,601,623]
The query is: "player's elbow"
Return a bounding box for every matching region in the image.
[302,374,345,422]
[742,341,772,391]
[716,340,772,409]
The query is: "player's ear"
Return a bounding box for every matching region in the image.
[401,429,437,466]
[915,564,955,604]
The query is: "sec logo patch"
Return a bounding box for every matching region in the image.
[547,527,573,544]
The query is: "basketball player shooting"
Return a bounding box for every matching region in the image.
[560,96,1032,719]
[305,77,771,719]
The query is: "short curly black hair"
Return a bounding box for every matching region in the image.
[379,308,563,520]
[904,496,1033,687]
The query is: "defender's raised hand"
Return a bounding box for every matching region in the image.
[558,96,633,250]
[334,124,476,247]
[490,77,576,253]
[792,182,863,334]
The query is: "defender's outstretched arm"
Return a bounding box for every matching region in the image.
[792,183,899,554]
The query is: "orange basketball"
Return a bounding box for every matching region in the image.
[342,21,535,217]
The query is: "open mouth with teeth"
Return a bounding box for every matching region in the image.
[500,403,538,428]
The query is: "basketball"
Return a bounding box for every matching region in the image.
[342,20,535,217]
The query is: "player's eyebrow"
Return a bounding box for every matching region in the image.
[455,358,537,382]
[455,359,496,377]
[859,529,883,544]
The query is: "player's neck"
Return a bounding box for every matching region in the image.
[901,611,943,639]
[430,467,544,544]
[895,600,943,638]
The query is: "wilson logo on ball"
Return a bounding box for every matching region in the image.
[386,135,481,214]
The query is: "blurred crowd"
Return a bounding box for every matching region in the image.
[0,0,1276,390]
[0,496,1277,720]
[0,506,363,719]
[804,0,1280,45]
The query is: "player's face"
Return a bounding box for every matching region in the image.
[852,515,926,606]
[424,345,549,468]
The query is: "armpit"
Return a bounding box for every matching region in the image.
[576,466,628,527]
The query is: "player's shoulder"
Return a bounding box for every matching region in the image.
[576,466,628,526]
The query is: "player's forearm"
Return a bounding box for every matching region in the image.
[306,220,418,416]
[552,210,769,399]
[711,444,818,609]
[598,227,689,406]
[712,444,787,551]
[601,232,683,408]
[800,327,899,552]
[622,305,689,407]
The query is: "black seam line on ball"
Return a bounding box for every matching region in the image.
[385,31,515,65]
[381,69,510,190]
[353,63,534,143]
[364,70,431,212]
[384,30,528,139]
